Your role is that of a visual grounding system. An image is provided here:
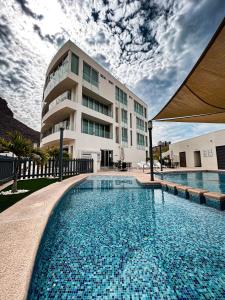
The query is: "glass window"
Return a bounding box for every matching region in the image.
[116,87,119,101]
[122,127,128,142]
[116,127,119,143]
[83,62,91,82]
[134,100,144,116]
[88,98,94,109]
[116,107,119,122]
[91,68,99,87]
[137,133,145,146]
[115,86,127,106]
[89,120,94,135]
[95,123,100,136]
[82,95,88,107]
[121,109,127,123]
[105,126,110,138]
[82,119,88,134]
[100,124,104,137]
[71,53,79,75]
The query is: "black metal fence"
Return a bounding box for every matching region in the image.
[0,156,15,183]
[0,156,93,183]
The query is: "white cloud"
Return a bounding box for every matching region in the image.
[0,0,224,145]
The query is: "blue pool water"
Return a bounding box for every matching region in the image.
[28,176,225,299]
[158,171,225,194]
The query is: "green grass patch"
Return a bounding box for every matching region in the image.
[0,178,59,213]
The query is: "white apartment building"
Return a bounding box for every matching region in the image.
[169,129,225,170]
[41,40,149,170]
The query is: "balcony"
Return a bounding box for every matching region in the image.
[43,58,78,103]
[41,129,75,148]
[43,91,71,116]
[42,91,77,124]
[43,100,76,124]
[41,120,75,147]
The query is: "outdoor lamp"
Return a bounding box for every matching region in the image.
[148,120,154,181]
[158,141,163,172]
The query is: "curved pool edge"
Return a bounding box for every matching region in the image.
[0,174,89,300]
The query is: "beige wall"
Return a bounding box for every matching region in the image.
[41,41,149,168]
[169,129,225,169]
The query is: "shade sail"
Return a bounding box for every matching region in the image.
[153,18,225,123]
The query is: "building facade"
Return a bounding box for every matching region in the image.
[169,129,225,170]
[41,41,149,169]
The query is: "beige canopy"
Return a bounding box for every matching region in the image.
[153,18,225,123]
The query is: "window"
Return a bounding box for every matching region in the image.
[130,113,132,128]
[82,119,88,134]
[130,130,132,146]
[134,100,144,116]
[145,136,148,147]
[91,69,98,87]
[115,107,119,122]
[145,122,147,132]
[82,94,111,116]
[83,62,99,87]
[144,107,147,118]
[121,109,127,124]
[82,118,111,139]
[83,62,91,82]
[71,53,79,75]
[116,127,119,143]
[136,117,145,131]
[137,133,145,146]
[115,86,127,105]
[122,127,128,142]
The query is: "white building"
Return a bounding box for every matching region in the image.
[169,129,225,170]
[41,41,149,169]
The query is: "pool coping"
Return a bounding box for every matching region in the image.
[0,172,225,300]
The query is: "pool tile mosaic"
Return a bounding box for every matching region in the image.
[28,176,225,299]
[158,171,225,194]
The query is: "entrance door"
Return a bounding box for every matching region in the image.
[194,151,202,167]
[216,145,225,169]
[101,150,113,167]
[179,152,186,167]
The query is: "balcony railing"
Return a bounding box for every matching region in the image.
[42,91,72,118]
[44,57,69,99]
[42,120,70,139]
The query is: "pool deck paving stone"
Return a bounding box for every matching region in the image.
[0,169,225,299]
[204,192,225,210]
[187,188,209,204]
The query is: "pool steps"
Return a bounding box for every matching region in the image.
[148,180,225,211]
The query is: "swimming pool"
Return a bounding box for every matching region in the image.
[158,171,225,194]
[28,176,225,299]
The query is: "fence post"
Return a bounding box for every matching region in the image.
[59,128,64,181]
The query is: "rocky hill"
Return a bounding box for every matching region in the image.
[0,97,40,144]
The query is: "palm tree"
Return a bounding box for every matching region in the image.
[0,131,48,193]
[47,146,70,159]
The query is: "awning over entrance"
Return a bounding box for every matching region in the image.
[153,18,225,123]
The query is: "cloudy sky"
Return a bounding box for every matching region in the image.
[0,0,225,144]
